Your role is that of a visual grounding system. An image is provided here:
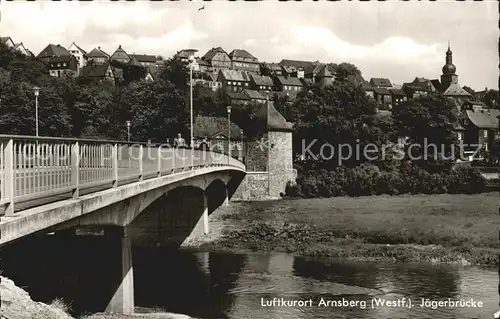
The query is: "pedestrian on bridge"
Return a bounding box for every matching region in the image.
[198,137,210,151]
[174,133,186,148]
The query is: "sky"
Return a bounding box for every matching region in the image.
[1,0,498,91]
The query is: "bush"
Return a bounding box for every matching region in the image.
[286,162,487,198]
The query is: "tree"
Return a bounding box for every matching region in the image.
[71,83,114,138]
[290,79,388,169]
[110,60,147,86]
[0,80,71,136]
[327,62,364,83]
[483,89,499,109]
[115,80,189,143]
[392,94,459,172]
[157,58,189,91]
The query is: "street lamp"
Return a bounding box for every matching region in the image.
[185,49,198,169]
[126,120,131,169]
[126,120,131,142]
[33,86,40,137]
[227,105,231,164]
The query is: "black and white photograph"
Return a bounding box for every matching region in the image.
[0,1,498,318]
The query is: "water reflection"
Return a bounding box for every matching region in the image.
[1,238,496,319]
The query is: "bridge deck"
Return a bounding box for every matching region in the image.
[0,135,245,215]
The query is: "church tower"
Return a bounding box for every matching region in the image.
[440,42,459,92]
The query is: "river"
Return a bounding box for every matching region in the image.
[1,239,497,318]
[133,249,496,319]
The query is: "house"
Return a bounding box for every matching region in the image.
[79,63,115,84]
[195,57,212,73]
[37,44,71,63]
[250,74,274,92]
[0,37,15,48]
[175,49,198,62]
[226,89,267,105]
[402,77,435,99]
[373,87,392,105]
[47,55,78,78]
[217,69,251,92]
[369,78,392,88]
[226,91,251,105]
[193,115,244,159]
[459,103,499,154]
[228,49,260,74]
[13,43,30,56]
[279,59,319,78]
[305,64,333,88]
[390,88,408,107]
[67,42,88,71]
[110,45,130,64]
[87,47,110,64]
[193,73,222,92]
[260,63,283,77]
[201,47,231,72]
[243,89,268,103]
[273,76,303,98]
[129,54,157,67]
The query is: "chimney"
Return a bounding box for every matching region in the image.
[98,46,101,50]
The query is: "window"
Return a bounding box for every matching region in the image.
[245,83,248,86]
[63,63,67,67]
[57,63,61,67]
[228,81,232,85]
[483,130,488,138]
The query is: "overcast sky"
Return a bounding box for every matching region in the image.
[1,1,497,91]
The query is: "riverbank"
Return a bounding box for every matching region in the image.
[0,276,194,319]
[185,193,499,267]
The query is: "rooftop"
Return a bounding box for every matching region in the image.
[229,49,258,61]
[253,100,293,132]
[250,74,274,86]
[220,69,250,82]
[276,76,303,86]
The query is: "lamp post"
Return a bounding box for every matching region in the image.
[227,105,231,164]
[126,121,131,169]
[186,49,198,169]
[33,86,40,137]
[126,120,131,142]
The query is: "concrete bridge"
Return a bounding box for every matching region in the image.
[0,135,246,314]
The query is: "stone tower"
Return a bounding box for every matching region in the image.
[234,99,297,200]
[316,64,334,89]
[440,42,459,92]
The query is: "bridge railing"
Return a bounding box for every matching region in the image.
[0,135,245,216]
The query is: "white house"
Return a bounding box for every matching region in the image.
[68,42,88,71]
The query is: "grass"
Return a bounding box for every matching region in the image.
[206,193,500,266]
[50,297,73,314]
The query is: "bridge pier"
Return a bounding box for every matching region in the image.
[224,187,229,206]
[105,227,135,315]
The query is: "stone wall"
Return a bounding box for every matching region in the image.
[245,133,268,172]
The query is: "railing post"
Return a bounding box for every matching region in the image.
[71,142,80,199]
[157,146,162,177]
[138,145,143,181]
[112,143,118,188]
[3,139,15,216]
